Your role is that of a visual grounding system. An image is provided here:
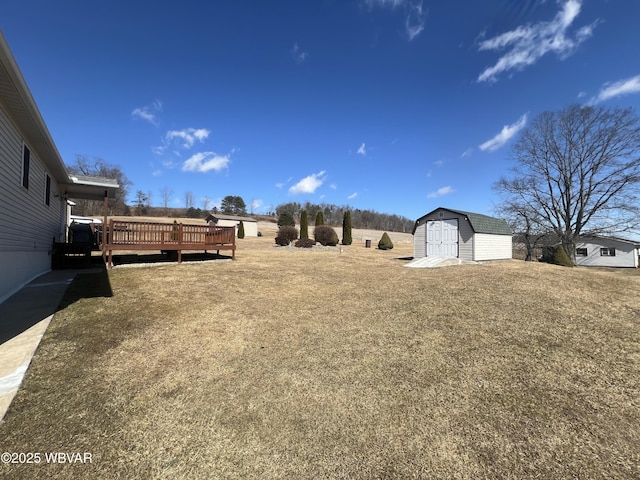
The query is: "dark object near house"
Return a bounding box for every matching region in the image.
[69,224,93,244]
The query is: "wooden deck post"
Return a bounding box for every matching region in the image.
[102,191,108,263]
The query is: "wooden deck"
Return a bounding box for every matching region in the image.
[103,220,236,268]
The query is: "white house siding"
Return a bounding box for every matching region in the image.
[0,103,65,302]
[574,238,638,268]
[413,209,474,261]
[473,233,512,261]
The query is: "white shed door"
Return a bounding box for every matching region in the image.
[426,219,458,258]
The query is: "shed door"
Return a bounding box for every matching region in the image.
[426,219,458,258]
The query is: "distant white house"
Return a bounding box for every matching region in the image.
[413,207,512,261]
[574,236,640,268]
[0,31,118,303]
[205,213,258,237]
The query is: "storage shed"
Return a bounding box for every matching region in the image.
[574,236,640,268]
[205,213,258,237]
[412,207,512,261]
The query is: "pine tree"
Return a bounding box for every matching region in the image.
[378,232,394,250]
[315,211,324,226]
[238,220,245,239]
[342,211,352,245]
[278,212,296,227]
[300,210,309,239]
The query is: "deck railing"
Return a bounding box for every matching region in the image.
[103,220,236,267]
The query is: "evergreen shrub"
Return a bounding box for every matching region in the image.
[300,210,309,239]
[314,225,338,246]
[278,213,296,227]
[378,232,394,250]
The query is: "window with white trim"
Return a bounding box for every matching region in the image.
[600,247,616,256]
[576,248,587,256]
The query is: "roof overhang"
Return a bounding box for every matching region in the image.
[61,175,119,201]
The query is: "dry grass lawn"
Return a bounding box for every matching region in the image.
[0,236,638,479]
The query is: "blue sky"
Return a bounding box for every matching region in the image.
[3,0,640,221]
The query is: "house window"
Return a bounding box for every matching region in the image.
[576,248,587,256]
[22,144,30,189]
[600,247,616,256]
[45,174,51,206]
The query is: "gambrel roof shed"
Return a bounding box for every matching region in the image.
[412,207,512,261]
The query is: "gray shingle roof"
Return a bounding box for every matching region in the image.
[413,208,512,235]
[450,209,512,235]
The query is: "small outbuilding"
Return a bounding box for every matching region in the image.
[205,213,258,237]
[574,236,640,268]
[412,207,512,261]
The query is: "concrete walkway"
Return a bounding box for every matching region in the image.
[0,268,99,422]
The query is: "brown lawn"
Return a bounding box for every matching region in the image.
[0,235,638,479]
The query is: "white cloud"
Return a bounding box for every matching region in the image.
[365,0,427,41]
[182,152,230,173]
[275,177,292,189]
[289,171,327,195]
[591,74,640,104]
[166,128,210,149]
[479,113,528,152]
[348,192,358,199]
[329,183,337,190]
[154,127,211,155]
[357,143,366,155]
[434,159,445,167]
[292,43,308,64]
[405,1,426,41]
[461,147,473,158]
[477,0,597,83]
[427,186,454,198]
[152,169,163,177]
[131,100,163,126]
[250,199,263,211]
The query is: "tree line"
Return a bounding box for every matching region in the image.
[273,202,414,232]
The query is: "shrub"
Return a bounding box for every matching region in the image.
[238,220,245,239]
[315,211,324,226]
[551,245,573,267]
[278,212,296,227]
[314,225,338,246]
[342,211,352,245]
[300,210,309,239]
[295,238,316,248]
[378,232,394,250]
[275,226,298,246]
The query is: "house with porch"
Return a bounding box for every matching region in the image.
[0,31,118,303]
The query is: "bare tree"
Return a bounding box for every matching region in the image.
[160,186,173,212]
[67,155,132,215]
[185,191,194,209]
[495,104,640,263]
[202,196,211,211]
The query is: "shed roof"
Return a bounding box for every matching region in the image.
[206,213,257,223]
[413,208,512,235]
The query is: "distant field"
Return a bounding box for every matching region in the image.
[1,237,638,479]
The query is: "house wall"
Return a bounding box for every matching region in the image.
[574,238,638,268]
[413,208,474,260]
[0,102,65,302]
[473,233,512,261]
